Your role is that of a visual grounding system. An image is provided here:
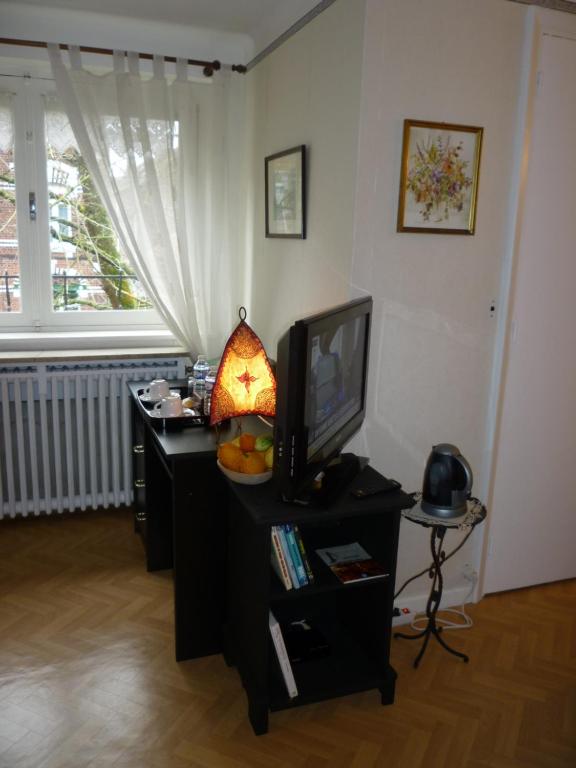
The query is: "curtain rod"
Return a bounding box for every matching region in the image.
[0,37,247,77]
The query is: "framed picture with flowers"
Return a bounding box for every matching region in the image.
[397,119,483,234]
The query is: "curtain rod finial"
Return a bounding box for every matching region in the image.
[203,60,221,77]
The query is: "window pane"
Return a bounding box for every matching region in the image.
[44,98,153,312]
[0,94,21,314]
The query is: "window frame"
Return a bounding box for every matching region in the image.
[0,64,169,338]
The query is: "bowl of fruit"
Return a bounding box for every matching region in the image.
[217,432,274,485]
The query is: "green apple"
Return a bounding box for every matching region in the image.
[255,434,273,452]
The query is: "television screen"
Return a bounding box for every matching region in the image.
[273,296,372,504]
[306,312,367,459]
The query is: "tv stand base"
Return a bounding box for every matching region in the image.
[289,453,368,508]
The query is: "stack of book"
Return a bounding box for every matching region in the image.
[315,542,389,584]
[270,524,314,590]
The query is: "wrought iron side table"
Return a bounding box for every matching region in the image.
[394,497,487,668]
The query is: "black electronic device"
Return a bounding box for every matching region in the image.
[281,619,330,664]
[273,297,372,504]
[350,477,402,499]
[421,443,473,518]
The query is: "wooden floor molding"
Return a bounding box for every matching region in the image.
[0,508,574,767]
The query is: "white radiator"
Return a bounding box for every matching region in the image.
[0,358,186,519]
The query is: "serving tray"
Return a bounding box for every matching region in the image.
[136,386,209,430]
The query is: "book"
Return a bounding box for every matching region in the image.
[329,559,389,584]
[269,611,298,698]
[293,524,315,584]
[270,527,293,590]
[276,525,301,589]
[284,524,308,587]
[315,542,389,584]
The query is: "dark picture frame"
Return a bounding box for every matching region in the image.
[265,145,306,238]
[397,119,483,235]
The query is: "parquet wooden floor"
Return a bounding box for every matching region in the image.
[0,508,574,768]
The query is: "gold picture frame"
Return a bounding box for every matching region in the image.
[397,119,483,235]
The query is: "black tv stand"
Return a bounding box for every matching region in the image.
[224,459,415,734]
[289,453,368,508]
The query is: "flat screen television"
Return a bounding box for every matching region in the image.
[273,296,372,504]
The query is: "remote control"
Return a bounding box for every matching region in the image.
[350,477,402,499]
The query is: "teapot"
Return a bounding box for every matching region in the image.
[421,443,473,518]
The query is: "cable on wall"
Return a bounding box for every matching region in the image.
[245,0,339,72]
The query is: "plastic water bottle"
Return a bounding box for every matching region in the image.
[192,354,209,382]
[205,366,217,391]
[202,366,217,418]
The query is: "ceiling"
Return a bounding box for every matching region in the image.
[9,0,322,40]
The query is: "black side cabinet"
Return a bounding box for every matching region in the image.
[128,381,229,661]
[224,464,413,735]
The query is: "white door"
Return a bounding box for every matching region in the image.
[484,32,576,594]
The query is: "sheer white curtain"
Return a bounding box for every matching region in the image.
[48,45,250,358]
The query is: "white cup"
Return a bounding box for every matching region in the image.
[145,378,170,400]
[154,393,183,418]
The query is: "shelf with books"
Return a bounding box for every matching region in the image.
[269,551,391,600]
[270,514,396,599]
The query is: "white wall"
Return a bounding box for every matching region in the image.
[248,0,366,350]
[349,0,527,605]
[249,0,530,613]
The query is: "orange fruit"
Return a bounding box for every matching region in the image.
[239,450,267,475]
[239,433,256,452]
[218,442,242,472]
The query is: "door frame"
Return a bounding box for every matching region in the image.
[478,6,538,598]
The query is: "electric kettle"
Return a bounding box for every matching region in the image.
[421,443,473,518]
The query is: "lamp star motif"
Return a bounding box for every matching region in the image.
[237,367,258,394]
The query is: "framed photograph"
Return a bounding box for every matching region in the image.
[397,120,483,234]
[265,145,306,238]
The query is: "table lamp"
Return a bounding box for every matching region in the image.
[209,307,276,426]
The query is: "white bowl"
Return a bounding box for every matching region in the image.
[217,459,272,485]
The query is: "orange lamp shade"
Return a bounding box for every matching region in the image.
[210,311,276,426]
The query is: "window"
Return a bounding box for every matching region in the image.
[0,69,163,334]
